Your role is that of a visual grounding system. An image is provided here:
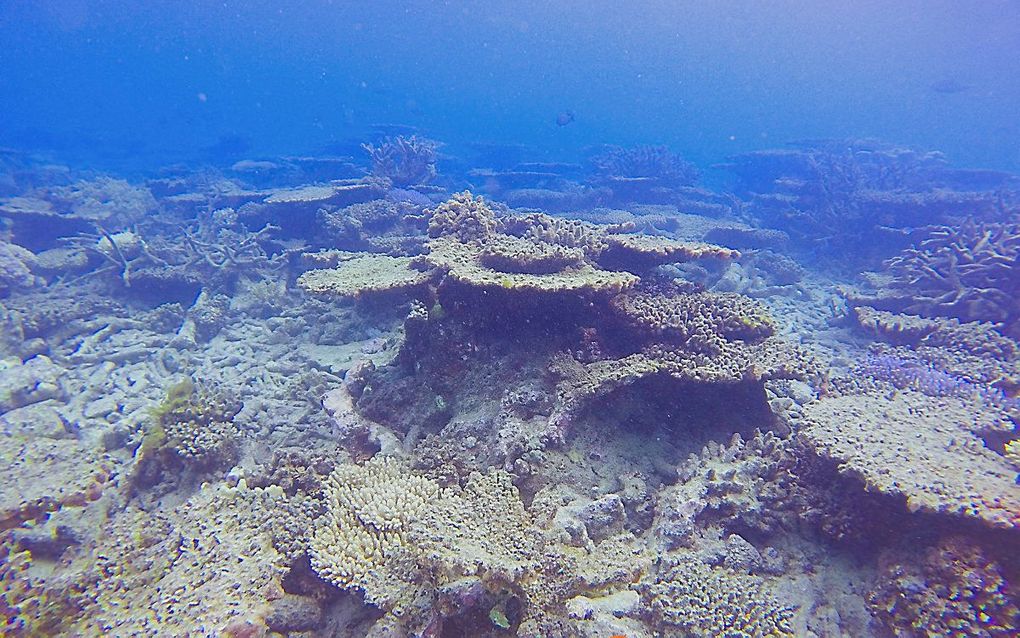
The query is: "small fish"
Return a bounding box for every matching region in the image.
[929,78,971,94]
[556,110,575,127]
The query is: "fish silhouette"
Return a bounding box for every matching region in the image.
[556,110,575,126]
[929,78,971,94]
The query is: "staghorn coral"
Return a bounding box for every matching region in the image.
[641,554,795,637]
[857,353,988,400]
[798,388,1020,529]
[363,135,440,188]
[870,535,1020,637]
[862,217,1020,337]
[297,253,431,299]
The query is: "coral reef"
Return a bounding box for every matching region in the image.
[5,141,1020,638]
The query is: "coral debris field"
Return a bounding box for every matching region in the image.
[1,138,1019,637]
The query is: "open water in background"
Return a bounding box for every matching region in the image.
[1,0,1018,175]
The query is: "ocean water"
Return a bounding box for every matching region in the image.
[1,2,1019,637]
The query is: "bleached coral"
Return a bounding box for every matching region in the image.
[309,455,440,608]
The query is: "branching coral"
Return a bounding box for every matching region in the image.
[720,139,1007,263]
[426,191,501,243]
[873,217,1020,337]
[363,135,440,188]
[309,456,541,634]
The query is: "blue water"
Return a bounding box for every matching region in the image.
[2,0,1018,174]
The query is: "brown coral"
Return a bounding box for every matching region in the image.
[871,536,1020,637]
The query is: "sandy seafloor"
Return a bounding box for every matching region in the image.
[1,142,1019,637]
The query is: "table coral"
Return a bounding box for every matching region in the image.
[799,389,1020,529]
[610,285,775,355]
[297,253,431,298]
[424,235,638,296]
